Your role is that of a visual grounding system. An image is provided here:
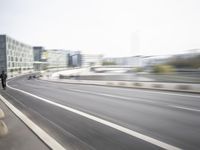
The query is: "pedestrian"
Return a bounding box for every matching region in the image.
[0,71,7,90]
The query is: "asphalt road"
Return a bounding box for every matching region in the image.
[1,75,200,150]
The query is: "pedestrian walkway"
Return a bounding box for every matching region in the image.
[0,96,49,150]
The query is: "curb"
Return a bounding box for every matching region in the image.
[0,95,66,150]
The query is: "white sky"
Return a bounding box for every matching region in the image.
[1,0,200,57]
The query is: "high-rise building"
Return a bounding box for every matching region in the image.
[0,35,33,77]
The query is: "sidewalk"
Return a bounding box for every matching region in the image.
[0,96,49,150]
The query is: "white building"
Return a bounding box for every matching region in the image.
[45,49,69,69]
[81,54,103,67]
[103,56,142,67]
[0,35,33,77]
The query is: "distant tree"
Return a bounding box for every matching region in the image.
[152,65,175,74]
[167,55,200,69]
[135,67,144,72]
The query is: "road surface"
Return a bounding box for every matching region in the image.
[0,75,200,150]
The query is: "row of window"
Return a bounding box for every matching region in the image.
[7,61,33,68]
[6,37,32,50]
[7,56,32,62]
[7,67,33,73]
[7,44,32,52]
[7,49,33,58]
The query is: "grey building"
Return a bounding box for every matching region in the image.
[68,51,82,67]
[33,46,45,61]
[33,46,48,71]
[0,35,33,77]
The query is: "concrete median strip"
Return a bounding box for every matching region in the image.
[0,95,66,150]
[6,84,182,150]
[41,78,200,94]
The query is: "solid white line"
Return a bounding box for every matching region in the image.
[64,88,200,113]
[7,84,181,150]
[128,89,200,99]
[169,105,200,112]
[0,95,66,150]
[40,78,200,98]
[68,88,156,104]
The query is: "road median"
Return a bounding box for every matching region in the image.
[40,77,200,94]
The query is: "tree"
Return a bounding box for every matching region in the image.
[152,65,175,74]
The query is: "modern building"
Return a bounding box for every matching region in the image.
[68,51,82,67]
[0,35,33,77]
[33,46,48,71]
[33,47,69,70]
[103,56,142,67]
[81,54,103,67]
[33,46,47,62]
[45,49,69,69]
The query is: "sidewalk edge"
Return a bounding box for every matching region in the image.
[0,94,66,150]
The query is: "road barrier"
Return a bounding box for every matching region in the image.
[41,77,200,93]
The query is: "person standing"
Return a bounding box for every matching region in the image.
[0,71,7,90]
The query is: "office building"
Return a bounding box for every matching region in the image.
[0,35,33,77]
[45,49,69,69]
[68,51,82,67]
[33,46,48,71]
[81,54,103,67]
[103,56,142,67]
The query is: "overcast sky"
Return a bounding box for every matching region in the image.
[1,0,200,57]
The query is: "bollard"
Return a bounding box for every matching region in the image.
[0,108,5,119]
[0,120,8,136]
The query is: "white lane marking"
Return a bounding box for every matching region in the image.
[38,79,200,99]
[68,88,156,104]
[9,78,200,113]
[64,88,200,113]
[3,91,95,150]
[169,105,200,112]
[7,84,181,150]
[0,95,66,150]
[126,89,200,99]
